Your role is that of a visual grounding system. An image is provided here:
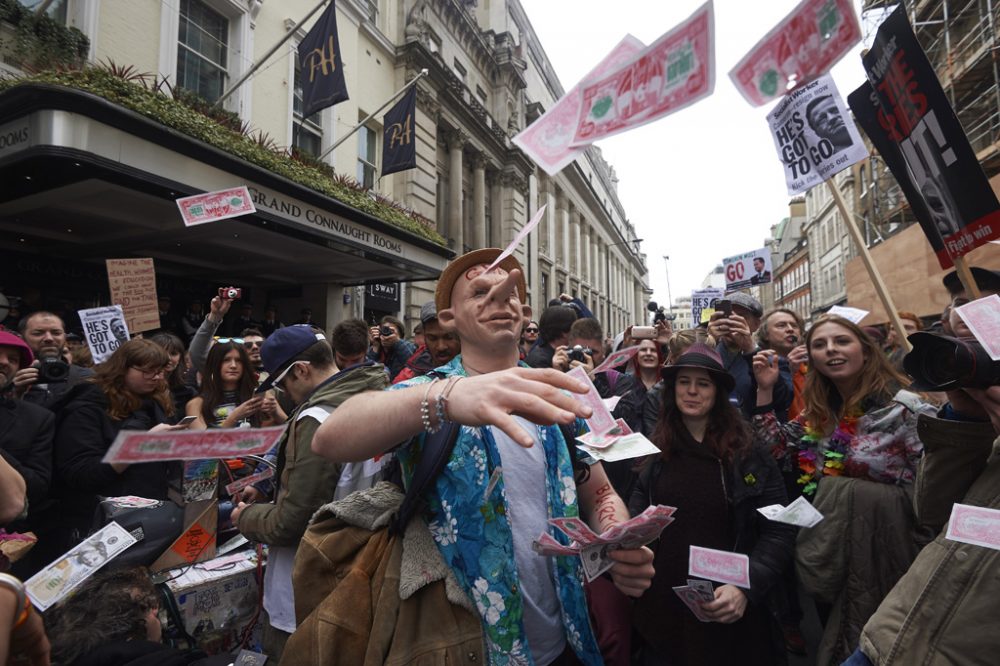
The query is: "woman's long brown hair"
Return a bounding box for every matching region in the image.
[802,315,909,435]
[92,339,173,421]
[652,371,751,463]
[198,341,258,425]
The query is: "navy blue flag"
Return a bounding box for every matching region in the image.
[381,86,417,177]
[298,0,348,118]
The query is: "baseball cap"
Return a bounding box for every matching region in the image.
[728,292,764,318]
[942,267,1000,296]
[420,301,438,326]
[0,331,33,367]
[435,248,527,311]
[257,325,327,392]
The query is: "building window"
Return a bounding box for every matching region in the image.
[476,85,488,106]
[357,123,377,189]
[293,60,323,157]
[177,0,229,103]
[453,59,467,83]
[19,0,67,22]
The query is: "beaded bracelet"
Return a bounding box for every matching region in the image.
[421,378,442,433]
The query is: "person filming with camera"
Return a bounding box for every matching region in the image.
[13,311,93,409]
[367,315,415,382]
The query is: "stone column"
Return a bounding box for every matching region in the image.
[582,224,592,285]
[556,192,570,270]
[570,211,581,276]
[446,130,467,252]
[472,153,487,250]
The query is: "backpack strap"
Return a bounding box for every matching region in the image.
[388,370,461,535]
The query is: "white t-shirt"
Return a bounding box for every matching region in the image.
[490,418,566,665]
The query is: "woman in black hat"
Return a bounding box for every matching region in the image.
[629,343,795,665]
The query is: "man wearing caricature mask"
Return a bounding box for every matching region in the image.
[310,248,655,665]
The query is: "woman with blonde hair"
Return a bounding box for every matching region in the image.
[53,339,176,550]
[752,315,936,664]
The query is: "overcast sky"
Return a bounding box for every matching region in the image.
[519,0,871,307]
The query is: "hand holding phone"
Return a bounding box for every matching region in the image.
[175,415,198,428]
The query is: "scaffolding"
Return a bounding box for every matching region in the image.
[858,0,1000,241]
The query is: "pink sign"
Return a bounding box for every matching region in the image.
[513,35,645,175]
[729,0,861,107]
[103,426,284,464]
[176,186,256,226]
[571,1,714,146]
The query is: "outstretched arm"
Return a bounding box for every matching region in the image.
[312,367,594,462]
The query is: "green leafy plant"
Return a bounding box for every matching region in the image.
[0,62,444,245]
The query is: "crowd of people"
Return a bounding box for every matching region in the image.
[0,249,997,666]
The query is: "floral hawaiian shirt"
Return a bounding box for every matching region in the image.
[390,356,602,666]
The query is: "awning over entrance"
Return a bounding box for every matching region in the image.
[0,85,451,287]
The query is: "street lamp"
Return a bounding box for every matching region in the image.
[663,255,673,317]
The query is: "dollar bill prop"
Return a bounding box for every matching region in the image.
[533,505,677,581]
[26,522,137,611]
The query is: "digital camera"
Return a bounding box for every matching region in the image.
[904,332,1000,391]
[379,325,395,337]
[568,345,591,364]
[37,355,70,383]
[218,286,242,300]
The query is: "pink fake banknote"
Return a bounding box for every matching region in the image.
[176,186,256,226]
[103,426,285,464]
[567,366,618,435]
[689,545,751,589]
[571,1,714,146]
[513,35,645,175]
[224,467,275,496]
[592,345,640,375]
[946,503,1000,551]
[729,0,861,107]
[954,295,1000,361]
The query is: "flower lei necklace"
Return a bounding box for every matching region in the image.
[797,408,862,495]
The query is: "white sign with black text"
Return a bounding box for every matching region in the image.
[767,74,869,195]
[78,305,131,364]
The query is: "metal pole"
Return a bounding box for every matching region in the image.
[662,255,673,315]
[212,0,331,109]
[317,68,429,161]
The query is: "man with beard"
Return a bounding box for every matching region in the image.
[393,302,461,384]
[13,312,93,409]
[806,94,852,152]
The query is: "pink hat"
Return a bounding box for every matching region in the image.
[0,331,34,367]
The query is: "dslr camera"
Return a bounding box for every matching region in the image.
[37,354,70,383]
[904,332,1000,391]
[646,301,676,323]
[379,325,395,337]
[218,286,242,300]
[568,345,591,364]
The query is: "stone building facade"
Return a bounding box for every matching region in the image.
[5,0,648,336]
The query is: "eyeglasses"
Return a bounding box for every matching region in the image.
[243,341,263,349]
[132,367,166,380]
[272,360,310,394]
[215,338,244,344]
[525,328,539,333]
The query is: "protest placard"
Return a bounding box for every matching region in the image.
[571,1,714,146]
[729,0,861,107]
[691,288,724,326]
[767,74,868,195]
[176,186,256,227]
[78,305,130,364]
[102,426,285,464]
[106,258,160,333]
[723,248,772,292]
[851,6,1000,270]
[513,35,645,176]
[826,305,869,324]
